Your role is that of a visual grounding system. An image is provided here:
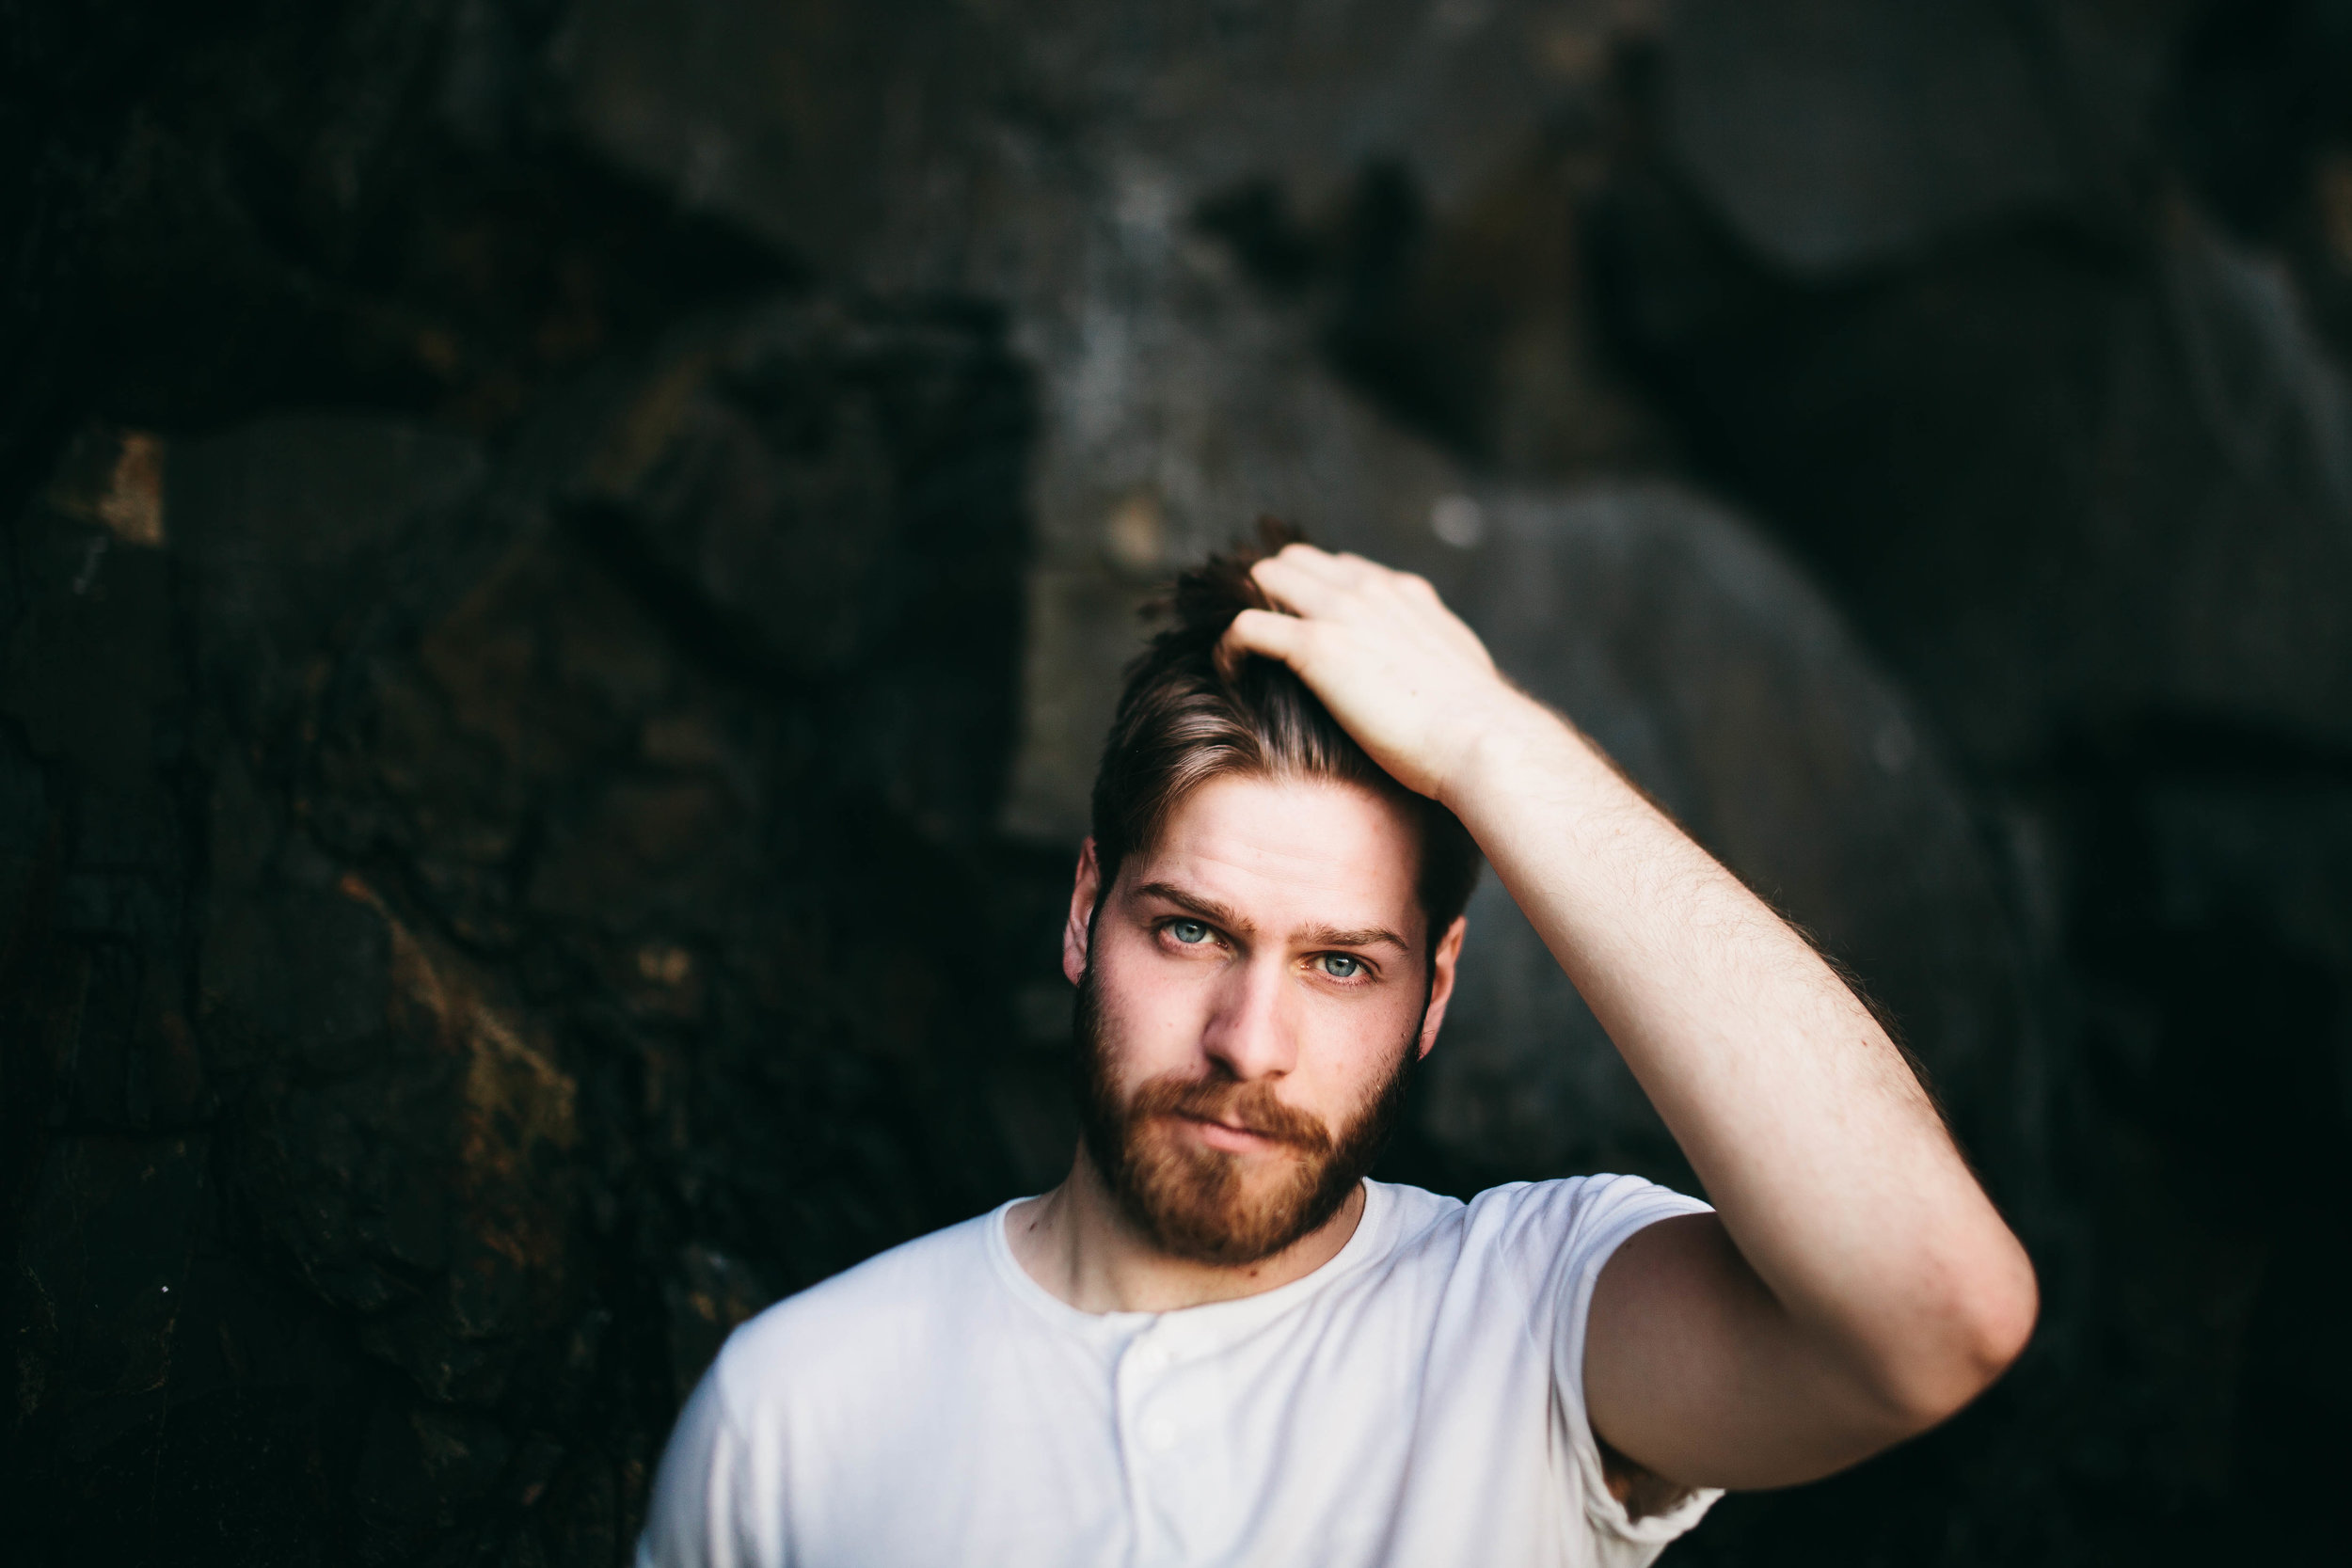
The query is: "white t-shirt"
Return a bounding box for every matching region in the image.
[639,1176,1721,1568]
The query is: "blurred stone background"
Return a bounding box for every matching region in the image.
[4,1,2349,1562]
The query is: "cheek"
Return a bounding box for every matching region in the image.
[1293,987,1422,1092]
[1089,940,1213,1076]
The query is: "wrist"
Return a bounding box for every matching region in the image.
[1430,689,1585,816]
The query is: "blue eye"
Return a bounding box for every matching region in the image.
[1318,954,1363,978]
[1169,920,1211,944]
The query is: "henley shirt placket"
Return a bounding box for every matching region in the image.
[1114,1317,1211,1568]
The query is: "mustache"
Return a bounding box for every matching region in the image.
[1125,1073,1334,1154]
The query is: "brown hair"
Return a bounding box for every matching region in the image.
[1088,519,1481,955]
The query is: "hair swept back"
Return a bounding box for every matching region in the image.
[1088,518,1480,950]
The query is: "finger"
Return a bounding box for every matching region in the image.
[1284,552,1386,603]
[1249,555,1353,619]
[1269,542,1350,581]
[1216,606,1311,679]
[1324,549,1388,581]
[1331,553,1438,605]
[1263,553,1447,637]
[1322,550,1417,595]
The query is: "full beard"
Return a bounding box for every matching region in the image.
[1072,967,1420,1267]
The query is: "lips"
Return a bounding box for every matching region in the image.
[1120,1071,1334,1155]
[1178,1112,1280,1140]
[1160,1106,1319,1154]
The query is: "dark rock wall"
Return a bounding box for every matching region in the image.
[6,2,2350,1565]
[4,8,1044,1560]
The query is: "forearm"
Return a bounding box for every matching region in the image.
[1440,695,2035,1421]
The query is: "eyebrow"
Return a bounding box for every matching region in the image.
[1129,881,1409,954]
[1298,923,1411,954]
[1131,881,1251,934]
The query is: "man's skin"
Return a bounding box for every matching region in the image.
[1009,544,2039,1494]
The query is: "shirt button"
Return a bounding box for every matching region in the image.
[1143,1418,1176,1451]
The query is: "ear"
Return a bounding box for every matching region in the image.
[1415,914,1468,1059]
[1062,838,1104,986]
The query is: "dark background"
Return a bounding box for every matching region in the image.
[5,2,2349,1563]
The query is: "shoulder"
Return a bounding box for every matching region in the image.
[1437,1174,1713,1288]
[1363,1176,1468,1244]
[1362,1174,1709,1259]
[707,1207,1004,1428]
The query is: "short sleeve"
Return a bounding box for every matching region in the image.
[1490,1174,1725,1553]
[637,1354,766,1568]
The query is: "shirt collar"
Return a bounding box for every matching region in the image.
[984,1180,1400,1349]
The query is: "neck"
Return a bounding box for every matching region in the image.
[1006,1148,1367,1314]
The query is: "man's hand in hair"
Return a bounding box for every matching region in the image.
[1218,544,1541,804]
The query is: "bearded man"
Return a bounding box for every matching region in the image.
[639,533,2038,1567]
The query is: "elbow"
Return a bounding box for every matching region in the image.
[1947,1244,2039,1407]
[1979,1246,2042,1373]
[1872,1242,2041,1438]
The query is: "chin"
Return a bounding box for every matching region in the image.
[1116,1122,1335,1266]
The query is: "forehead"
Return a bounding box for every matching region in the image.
[1119,772,1423,939]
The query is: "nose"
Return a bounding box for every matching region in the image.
[1199,953,1297,1082]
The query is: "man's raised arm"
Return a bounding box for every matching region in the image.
[1221,543,2037,1491]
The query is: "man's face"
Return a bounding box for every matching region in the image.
[1063,772,1465,1265]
